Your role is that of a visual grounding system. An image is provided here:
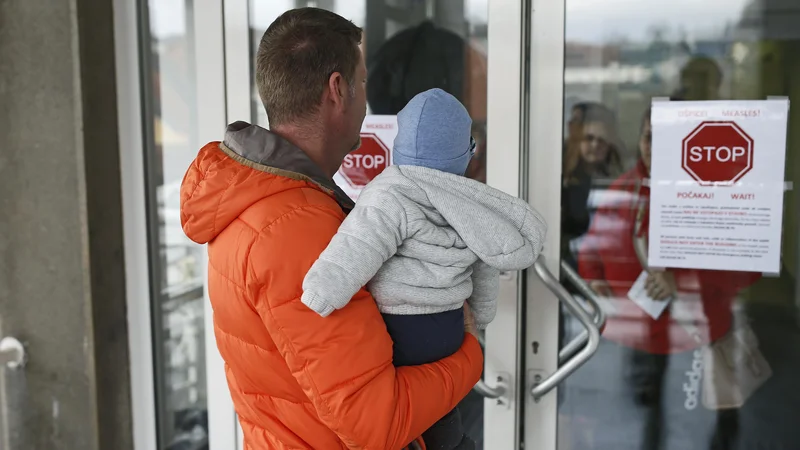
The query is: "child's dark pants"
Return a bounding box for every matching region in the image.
[383,308,476,450]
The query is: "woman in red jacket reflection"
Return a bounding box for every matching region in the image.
[579,108,760,354]
[576,107,761,449]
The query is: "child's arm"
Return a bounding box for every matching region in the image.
[302,190,407,316]
[466,261,500,329]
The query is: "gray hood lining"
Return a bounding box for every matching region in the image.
[222,121,355,211]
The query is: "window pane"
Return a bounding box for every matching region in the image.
[558,1,800,449]
[141,0,208,448]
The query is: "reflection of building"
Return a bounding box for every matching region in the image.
[152,35,198,184]
[736,0,800,41]
[732,0,800,277]
[148,30,209,450]
[563,0,799,283]
[564,27,739,163]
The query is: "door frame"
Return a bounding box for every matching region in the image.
[193,0,238,449]
[214,0,251,447]
[115,0,158,447]
[522,0,568,448]
[484,0,527,448]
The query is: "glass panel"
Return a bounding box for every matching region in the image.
[248,0,489,447]
[140,0,208,448]
[558,1,799,449]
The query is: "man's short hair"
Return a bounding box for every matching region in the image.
[256,8,363,126]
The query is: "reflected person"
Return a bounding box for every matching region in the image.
[578,106,760,449]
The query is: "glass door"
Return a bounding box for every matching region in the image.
[217,1,530,449]
[526,0,800,449]
[132,0,218,448]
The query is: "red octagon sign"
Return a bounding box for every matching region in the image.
[339,133,390,188]
[681,121,754,186]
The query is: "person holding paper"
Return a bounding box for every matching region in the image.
[575,106,763,449]
[579,107,760,353]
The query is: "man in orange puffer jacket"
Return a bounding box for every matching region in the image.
[179,8,483,450]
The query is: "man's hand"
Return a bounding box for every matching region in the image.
[463,303,478,338]
[588,280,613,297]
[645,271,677,301]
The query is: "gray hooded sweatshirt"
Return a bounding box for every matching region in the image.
[301,165,547,328]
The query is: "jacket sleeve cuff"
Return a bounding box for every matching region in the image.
[301,292,336,317]
[472,310,493,330]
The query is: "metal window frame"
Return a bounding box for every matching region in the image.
[114,0,157,447]
[132,0,177,445]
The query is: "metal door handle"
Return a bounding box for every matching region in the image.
[0,337,25,369]
[530,256,600,400]
[474,374,509,400]
[472,333,511,402]
[558,261,607,364]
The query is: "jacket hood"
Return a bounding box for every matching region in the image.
[381,165,547,270]
[180,122,354,244]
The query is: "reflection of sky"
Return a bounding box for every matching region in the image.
[151,0,746,40]
[567,0,749,43]
[149,0,187,38]
[249,0,488,30]
[248,1,364,29]
[150,0,753,41]
[152,0,489,38]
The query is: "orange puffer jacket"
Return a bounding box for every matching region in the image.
[180,123,484,450]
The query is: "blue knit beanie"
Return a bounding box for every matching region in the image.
[392,88,474,175]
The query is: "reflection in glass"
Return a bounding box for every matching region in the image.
[248,0,488,447]
[559,1,800,449]
[142,0,208,448]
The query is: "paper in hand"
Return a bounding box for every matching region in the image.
[627,271,673,319]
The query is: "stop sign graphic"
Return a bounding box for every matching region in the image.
[339,133,391,188]
[681,121,754,186]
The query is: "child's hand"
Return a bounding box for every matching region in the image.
[463,303,478,337]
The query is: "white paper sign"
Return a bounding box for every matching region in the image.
[334,115,398,201]
[648,99,789,273]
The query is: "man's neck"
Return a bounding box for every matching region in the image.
[271,123,342,178]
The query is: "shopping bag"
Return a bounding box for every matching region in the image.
[701,321,772,410]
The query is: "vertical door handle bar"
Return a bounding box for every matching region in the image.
[531,256,600,400]
[557,261,607,364]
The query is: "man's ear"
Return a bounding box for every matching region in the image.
[327,72,347,110]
